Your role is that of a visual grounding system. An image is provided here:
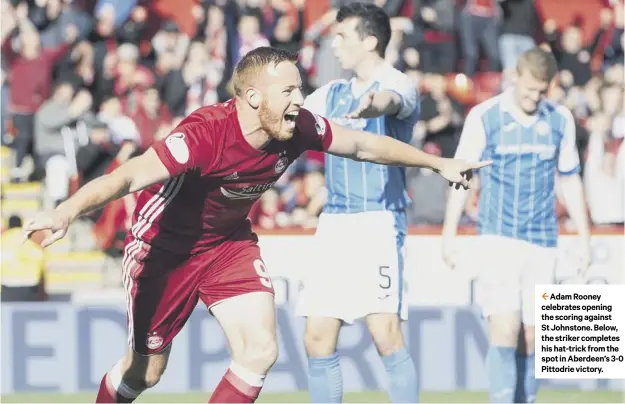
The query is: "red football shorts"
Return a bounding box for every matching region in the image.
[121,237,275,355]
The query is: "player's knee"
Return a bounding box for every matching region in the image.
[122,350,169,390]
[142,366,165,389]
[124,363,166,390]
[303,319,340,357]
[235,330,278,373]
[367,314,404,356]
[304,329,336,357]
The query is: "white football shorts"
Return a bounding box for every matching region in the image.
[473,234,557,325]
[295,210,408,324]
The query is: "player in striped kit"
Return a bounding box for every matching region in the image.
[296,3,421,403]
[442,47,591,403]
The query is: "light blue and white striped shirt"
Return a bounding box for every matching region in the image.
[454,89,581,247]
[303,63,420,214]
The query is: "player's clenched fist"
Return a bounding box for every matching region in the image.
[22,211,71,248]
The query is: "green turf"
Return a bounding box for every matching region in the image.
[1,390,623,403]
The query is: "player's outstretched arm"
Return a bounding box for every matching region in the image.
[556,107,592,272]
[59,148,170,218]
[343,90,402,119]
[23,148,170,247]
[440,105,487,268]
[326,121,491,188]
[558,174,591,272]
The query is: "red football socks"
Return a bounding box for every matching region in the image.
[209,368,263,403]
[95,373,134,403]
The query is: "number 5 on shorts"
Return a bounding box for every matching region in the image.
[254,259,273,289]
[379,265,391,289]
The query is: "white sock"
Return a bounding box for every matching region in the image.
[229,362,266,387]
[107,359,143,399]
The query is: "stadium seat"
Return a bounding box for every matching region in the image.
[44,250,107,293]
[1,198,40,220]
[1,181,42,200]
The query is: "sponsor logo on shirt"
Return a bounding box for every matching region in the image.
[220,181,276,200]
[495,143,556,159]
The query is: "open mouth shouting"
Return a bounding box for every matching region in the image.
[284,110,299,129]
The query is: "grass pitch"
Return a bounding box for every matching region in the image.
[1,389,623,403]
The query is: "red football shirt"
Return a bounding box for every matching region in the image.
[129,99,333,255]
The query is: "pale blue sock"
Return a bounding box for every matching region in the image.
[487,346,517,403]
[380,347,419,403]
[523,354,538,403]
[307,353,342,403]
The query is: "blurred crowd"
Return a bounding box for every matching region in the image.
[1,0,623,255]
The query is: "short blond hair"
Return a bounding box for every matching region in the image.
[516,47,558,82]
[232,47,298,96]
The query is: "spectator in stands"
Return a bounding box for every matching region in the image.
[253,188,282,229]
[603,3,624,69]
[418,73,465,158]
[193,1,231,69]
[151,20,189,71]
[38,0,92,48]
[269,0,305,55]
[75,113,137,188]
[2,2,78,182]
[298,169,326,228]
[114,43,155,113]
[498,0,543,86]
[128,87,172,152]
[412,0,456,73]
[34,84,92,207]
[601,81,624,121]
[544,9,611,87]
[161,40,225,117]
[384,11,414,67]
[270,4,314,96]
[235,8,270,62]
[1,215,47,302]
[54,40,95,90]
[94,0,138,29]
[305,7,353,89]
[199,3,232,102]
[459,0,501,77]
[407,141,449,225]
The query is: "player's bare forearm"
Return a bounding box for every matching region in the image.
[355,131,443,170]
[55,172,133,221]
[442,188,469,241]
[371,91,402,116]
[559,174,591,242]
[56,148,171,221]
[327,123,443,170]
